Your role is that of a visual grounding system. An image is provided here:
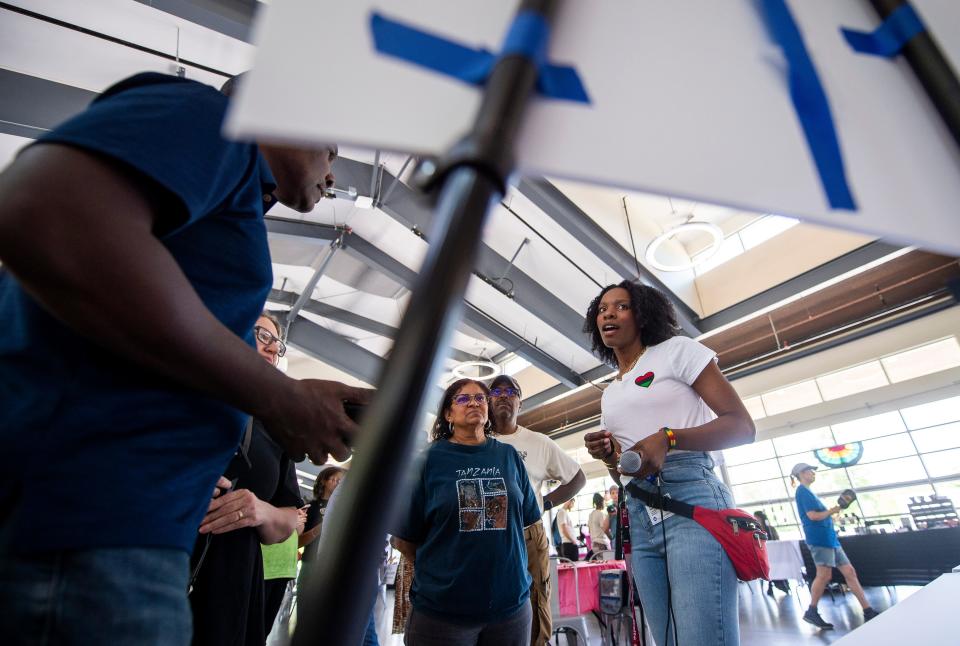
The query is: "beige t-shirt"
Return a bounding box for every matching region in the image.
[588,509,610,549]
[494,425,581,514]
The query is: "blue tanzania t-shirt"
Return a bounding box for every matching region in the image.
[0,73,276,554]
[395,438,541,624]
[795,484,840,548]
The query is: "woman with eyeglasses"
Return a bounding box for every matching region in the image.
[392,378,541,646]
[189,312,306,646]
[582,281,755,646]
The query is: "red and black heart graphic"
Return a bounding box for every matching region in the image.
[635,371,655,388]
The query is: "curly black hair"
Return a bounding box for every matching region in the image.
[431,378,495,442]
[583,280,679,367]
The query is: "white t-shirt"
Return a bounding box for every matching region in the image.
[556,507,576,544]
[588,509,610,549]
[601,336,717,457]
[494,425,581,514]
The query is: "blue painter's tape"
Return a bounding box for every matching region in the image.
[842,4,925,58]
[756,0,856,211]
[501,11,549,66]
[369,11,589,104]
[370,13,494,85]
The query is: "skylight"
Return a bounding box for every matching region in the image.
[693,215,799,276]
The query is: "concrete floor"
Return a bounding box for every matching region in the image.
[278,581,913,645]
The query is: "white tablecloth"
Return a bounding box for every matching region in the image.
[766,540,805,581]
[834,572,959,645]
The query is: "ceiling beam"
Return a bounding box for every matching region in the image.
[698,241,904,333]
[516,177,702,337]
[461,305,583,388]
[131,0,256,43]
[268,288,395,338]
[265,217,584,380]
[265,216,417,287]
[269,288,480,364]
[0,69,95,138]
[286,315,383,385]
[355,162,595,354]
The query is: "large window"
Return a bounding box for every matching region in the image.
[722,393,960,540]
[740,338,960,422]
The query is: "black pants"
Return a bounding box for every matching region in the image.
[559,542,579,562]
[264,578,290,633]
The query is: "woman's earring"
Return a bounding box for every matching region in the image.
[484,420,492,431]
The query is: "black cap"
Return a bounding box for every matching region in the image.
[490,374,522,398]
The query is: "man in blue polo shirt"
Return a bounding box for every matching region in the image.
[0,72,370,644]
[792,463,878,630]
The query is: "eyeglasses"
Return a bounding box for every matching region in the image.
[254,326,287,357]
[490,387,520,399]
[452,393,489,406]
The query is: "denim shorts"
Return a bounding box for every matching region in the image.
[808,544,850,567]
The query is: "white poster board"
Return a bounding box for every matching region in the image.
[229,0,960,255]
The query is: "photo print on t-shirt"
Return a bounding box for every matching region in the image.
[457,478,508,532]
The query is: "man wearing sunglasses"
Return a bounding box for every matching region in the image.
[489,375,586,646]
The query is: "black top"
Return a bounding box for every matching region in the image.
[190,420,303,646]
[300,497,330,562]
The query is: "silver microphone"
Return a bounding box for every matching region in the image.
[618,450,642,474]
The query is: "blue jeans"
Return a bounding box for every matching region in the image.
[363,606,380,646]
[626,452,739,646]
[0,547,191,646]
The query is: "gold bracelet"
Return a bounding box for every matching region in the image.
[603,450,621,469]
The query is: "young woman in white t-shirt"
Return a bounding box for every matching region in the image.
[582,282,755,646]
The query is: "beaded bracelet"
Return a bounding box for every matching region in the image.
[662,427,677,451]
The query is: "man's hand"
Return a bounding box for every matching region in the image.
[584,430,620,462]
[618,431,670,480]
[259,380,374,464]
[199,488,266,535]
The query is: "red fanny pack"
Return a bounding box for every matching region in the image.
[625,481,770,581]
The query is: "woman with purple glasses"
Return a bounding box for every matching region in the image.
[392,378,541,646]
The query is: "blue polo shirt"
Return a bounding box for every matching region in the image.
[796,485,840,548]
[395,438,541,624]
[0,73,276,554]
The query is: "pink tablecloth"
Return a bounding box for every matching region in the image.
[557,560,627,616]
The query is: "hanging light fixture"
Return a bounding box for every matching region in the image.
[450,360,502,381]
[644,221,724,272]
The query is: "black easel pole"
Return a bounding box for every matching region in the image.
[868,0,960,149]
[293,1,560,644]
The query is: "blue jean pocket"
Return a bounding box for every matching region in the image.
[659,465,710,485]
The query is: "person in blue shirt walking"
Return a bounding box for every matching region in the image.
[792,463,878,630]
[392,378,541,646]
[0,72,370,645]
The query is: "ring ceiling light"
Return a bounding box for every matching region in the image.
[451,360,502,380]
[644,221,724,272]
